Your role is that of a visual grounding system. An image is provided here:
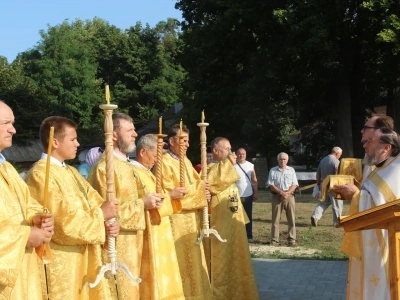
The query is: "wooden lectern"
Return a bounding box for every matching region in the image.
[337,199,400,300]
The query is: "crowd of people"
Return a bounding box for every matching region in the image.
[0,100,259,300]
[2,93,400,300]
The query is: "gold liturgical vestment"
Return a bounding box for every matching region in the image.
[130,160,185,300]
[342,155,400,300]
[159,152,211,300]
[0,161,45,300]
[88,155,145,300]
[207,159,259,300]
[25,160,111,300]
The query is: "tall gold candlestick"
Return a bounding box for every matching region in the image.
[35,126,55,264]
[197,112,226,244]
[90,89,140,288]
[43,126,54,209]
[171,119,184,213]
[151,131,166,225]
[179,120,185,188]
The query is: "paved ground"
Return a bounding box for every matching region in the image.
[252,258,348,300]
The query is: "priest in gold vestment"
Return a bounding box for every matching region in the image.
[207,137,259,300]
[160,124,211,300]
[88,113,164,300]
[25,116,119,300]
[130,134,184,299]
[334,128,400,300]
[0,101,54,300]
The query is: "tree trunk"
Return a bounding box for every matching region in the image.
[334,74,354,157]
[387,74,400,132]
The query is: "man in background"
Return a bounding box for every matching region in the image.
[310,146,343,227]
[267,152,298,246]
[235,148,258,242]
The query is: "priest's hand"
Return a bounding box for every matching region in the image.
[105,220,120,237]
[27,226,52,248]
[101,200,119,220]
[143,193,164,209]
[170,187,188,200]
[32,214,54,233]
[333,184,359,200]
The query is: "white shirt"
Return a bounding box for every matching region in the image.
[234,161,254,197]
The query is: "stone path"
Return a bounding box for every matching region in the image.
[252,258,348,300]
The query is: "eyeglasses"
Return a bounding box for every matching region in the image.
[363,125,377,130]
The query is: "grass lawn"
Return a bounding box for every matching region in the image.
[250,189,349,260]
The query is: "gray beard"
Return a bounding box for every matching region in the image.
[118,140,136,154]
[362,155,376,166]
[362,148,380,166]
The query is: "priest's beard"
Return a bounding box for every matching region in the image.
[117,138,136,154]
[362,147,381,166]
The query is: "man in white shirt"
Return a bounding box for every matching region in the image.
[267,152,298,246]
[234,148,258,243]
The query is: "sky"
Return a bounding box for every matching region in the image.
[1,0,182,62]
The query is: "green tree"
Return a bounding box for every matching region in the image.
[175,0,400,160]
[0,61,47,142]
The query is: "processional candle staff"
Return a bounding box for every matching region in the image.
[90,84,141,287]
[169,119,184,213]
[35,126,55,263]
[196,110,226,244]
[149,116,166,225]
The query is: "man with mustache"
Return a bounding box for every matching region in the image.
[334,127,400,300]
[88,113,163,300]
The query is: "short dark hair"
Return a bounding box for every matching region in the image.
[40,116,77,151]
[112,113,133,131]
[373,115,394,130]
[378,127,400,156]
[167,124,189,145]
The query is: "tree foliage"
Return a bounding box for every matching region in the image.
[0,18,184,144]
[175,0,400,160]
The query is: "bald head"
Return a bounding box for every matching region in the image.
[0,101,16,151]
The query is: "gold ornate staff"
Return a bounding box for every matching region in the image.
[90,84,141,288]
[197,111,226,244]
[171,119,184,213]
[150,116,166,225]
[35,126,54,263]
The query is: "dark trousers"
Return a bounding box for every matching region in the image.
[242,194,254,239]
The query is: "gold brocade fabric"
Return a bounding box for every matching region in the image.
[25,160,111,300]
[88,156,146,300]
[320,175,354,201]
[132,165,184,300]
[159,153,211,300]
[207,159,259,300]
[338,158,363,183]
[0,162,44,300]
[341,190,362,259]
[343,155,399,299]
